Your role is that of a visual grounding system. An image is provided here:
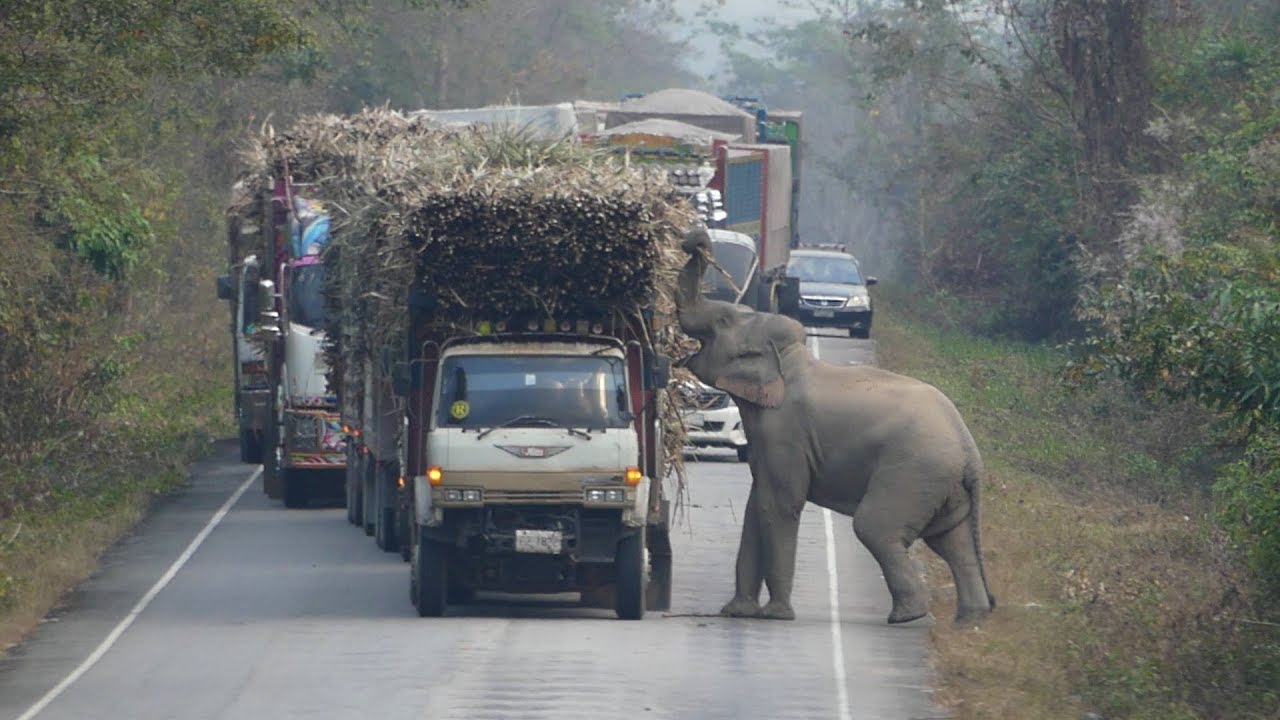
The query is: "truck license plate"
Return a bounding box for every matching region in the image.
[515,529,562,554]
[684,412,705,429]
[814,309,835,318]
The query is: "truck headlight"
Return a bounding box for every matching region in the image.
[441,488,482,503]
[585,488,628,504]
[845,295,870,309]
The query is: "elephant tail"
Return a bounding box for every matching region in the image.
[962,455,996,610]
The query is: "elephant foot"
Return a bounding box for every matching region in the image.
[758,599,796,621]
[887,598,929,625]
[720,597,761,618]
[954,606,993,626]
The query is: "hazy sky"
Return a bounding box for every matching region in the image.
[671,0,813,78]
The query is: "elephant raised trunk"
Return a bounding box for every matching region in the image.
[675,227,716,339]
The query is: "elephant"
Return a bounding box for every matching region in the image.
[676,228,995,625]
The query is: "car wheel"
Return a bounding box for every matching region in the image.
[736,445,750,463]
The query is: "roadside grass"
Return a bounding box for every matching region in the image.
[0,303,232,654]
[874,302,1279,719]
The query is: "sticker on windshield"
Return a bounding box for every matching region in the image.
[525,374,536,386]
[450,400,470,420]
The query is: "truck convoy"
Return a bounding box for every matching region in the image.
[215,89,801,619]
[220,182,348,507]
[232,108,687,619]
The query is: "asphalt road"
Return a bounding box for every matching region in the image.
[0,330,945,720]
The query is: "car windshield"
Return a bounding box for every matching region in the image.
[437,354,630,429]
[787,255,864,285]
[704,240,757,302]
[288,263,328,329]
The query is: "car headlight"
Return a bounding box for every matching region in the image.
[845,294,870,309]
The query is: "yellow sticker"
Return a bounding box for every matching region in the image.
[450,400,470,420]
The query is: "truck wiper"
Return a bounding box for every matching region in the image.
[476,415,559,440]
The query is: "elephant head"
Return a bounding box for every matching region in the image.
[676,229,807,408]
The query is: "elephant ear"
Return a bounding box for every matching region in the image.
[713,350,785,408]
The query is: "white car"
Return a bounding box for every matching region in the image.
[681,382,749,462]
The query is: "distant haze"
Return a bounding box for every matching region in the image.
[672,0,812,78]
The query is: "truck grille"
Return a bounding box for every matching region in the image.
[485,489,584,504]
[801,296,845,308]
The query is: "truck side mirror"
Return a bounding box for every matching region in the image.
[216,274,233,301]
[645,354,671,390]
[865,276,879,287]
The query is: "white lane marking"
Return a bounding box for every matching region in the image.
[808,334,853,720]
[15,467,261,720]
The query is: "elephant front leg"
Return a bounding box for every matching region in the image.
[757,502,803,620]
[720,483,766,617]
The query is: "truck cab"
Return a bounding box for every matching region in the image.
[410,333,669,620]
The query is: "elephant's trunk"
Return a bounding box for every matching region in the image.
[676,229,714,338]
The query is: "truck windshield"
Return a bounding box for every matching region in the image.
[288,263,328,329]
[438,355,630,430]
[705,240,757,302]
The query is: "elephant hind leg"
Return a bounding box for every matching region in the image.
[852,510,928,625]
[923,515,992,624]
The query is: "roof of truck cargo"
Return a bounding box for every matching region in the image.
[617,89,753,118]
[597,118,742,144]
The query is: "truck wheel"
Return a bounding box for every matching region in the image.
[282,468,308,509]
[447,580,476,605]
[239,429,263,464]
[412,533,448,617]
[398,507,412,562]
[646,553,673,612]
[361,457,376,537]
[849,326,870,339]
[736,444,750,463]
[375,473,399,553]
[345,460,362,526]
[614,529,646,620]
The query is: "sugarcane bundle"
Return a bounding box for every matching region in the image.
[232,107,697,488]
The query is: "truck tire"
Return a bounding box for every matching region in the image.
[282,468,308,509]
[647,553,673,612]
[262,427,282,500]
[849,326,870,339]
[345,454,362,526]
[375,472,399,553]
[614,529,646,620]
[239,428,263,464]
[398,506,412,562]
[361,457,376,537]
[412,533,448,617]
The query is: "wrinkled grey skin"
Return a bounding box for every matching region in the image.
[677,229,995,624]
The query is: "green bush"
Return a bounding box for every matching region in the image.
[1215,431,1280,606]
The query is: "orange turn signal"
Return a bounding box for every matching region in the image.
[397,476,406,488]
[427,466,443,485]
[624,467,643,486]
